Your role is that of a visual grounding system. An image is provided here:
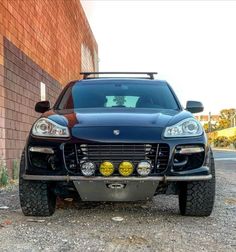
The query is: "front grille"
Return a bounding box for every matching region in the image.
[63,143,169,175]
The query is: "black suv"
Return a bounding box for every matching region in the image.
[19,72,215,217]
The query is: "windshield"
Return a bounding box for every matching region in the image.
[57,81,179,110]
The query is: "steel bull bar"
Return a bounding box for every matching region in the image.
[23,174,212,182]
[23,174,212,201]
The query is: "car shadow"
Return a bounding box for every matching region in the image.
[56,194,180,217]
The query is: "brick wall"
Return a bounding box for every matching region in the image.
[0,0,98,174]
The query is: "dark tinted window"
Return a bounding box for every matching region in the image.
[58,81,179,110]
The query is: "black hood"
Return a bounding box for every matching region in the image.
[44,108,191,128]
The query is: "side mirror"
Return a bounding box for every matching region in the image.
[186,101,204,113]
[35,101,50,113]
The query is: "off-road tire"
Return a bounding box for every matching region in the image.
[178,152,215,216]
[19,150,56,216]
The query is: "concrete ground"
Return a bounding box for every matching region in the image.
[0,150,235,252]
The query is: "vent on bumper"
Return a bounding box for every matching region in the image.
[63,143,170,175]
[173,145,205,171]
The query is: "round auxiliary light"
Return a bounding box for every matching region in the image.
[99,161,115,177]
[81,161,96,176]
[137,161,152,176]
[118,161,134,177]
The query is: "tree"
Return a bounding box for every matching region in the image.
[203,122,216,133]
[113,96,126,106]
[203,122,210,133]
[215,108,236,130]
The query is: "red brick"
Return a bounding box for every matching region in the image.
[0,0,98,173]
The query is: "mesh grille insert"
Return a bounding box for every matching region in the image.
[63,143,169,175]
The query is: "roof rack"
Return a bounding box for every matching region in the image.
[80,72,158,80]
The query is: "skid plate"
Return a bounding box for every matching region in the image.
[73,180,159,201]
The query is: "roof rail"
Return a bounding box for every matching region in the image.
[80,72,158,80]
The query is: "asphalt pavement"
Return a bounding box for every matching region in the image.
[213,149,236,160]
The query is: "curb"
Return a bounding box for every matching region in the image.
[212,148,236,152]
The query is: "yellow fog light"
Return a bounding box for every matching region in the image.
[99,161,115,176]
[119,161,134,177]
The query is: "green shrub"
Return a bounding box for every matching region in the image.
[0,164,9,186]
[213,136,231,148]
[207,136,214,145]
[13,160,19,180]
[230,135,236,149]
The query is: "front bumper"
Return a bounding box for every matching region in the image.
[25,132,210,179]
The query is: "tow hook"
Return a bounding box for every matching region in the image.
[107,183,126,189]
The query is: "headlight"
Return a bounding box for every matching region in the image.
[164,118,203,138]
[32,118,70,137]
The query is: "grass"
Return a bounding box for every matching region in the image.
[13,159,19,180]
[0,163,9,186]
[0,159,19,187]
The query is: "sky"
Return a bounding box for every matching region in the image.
[81,0,236,115]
